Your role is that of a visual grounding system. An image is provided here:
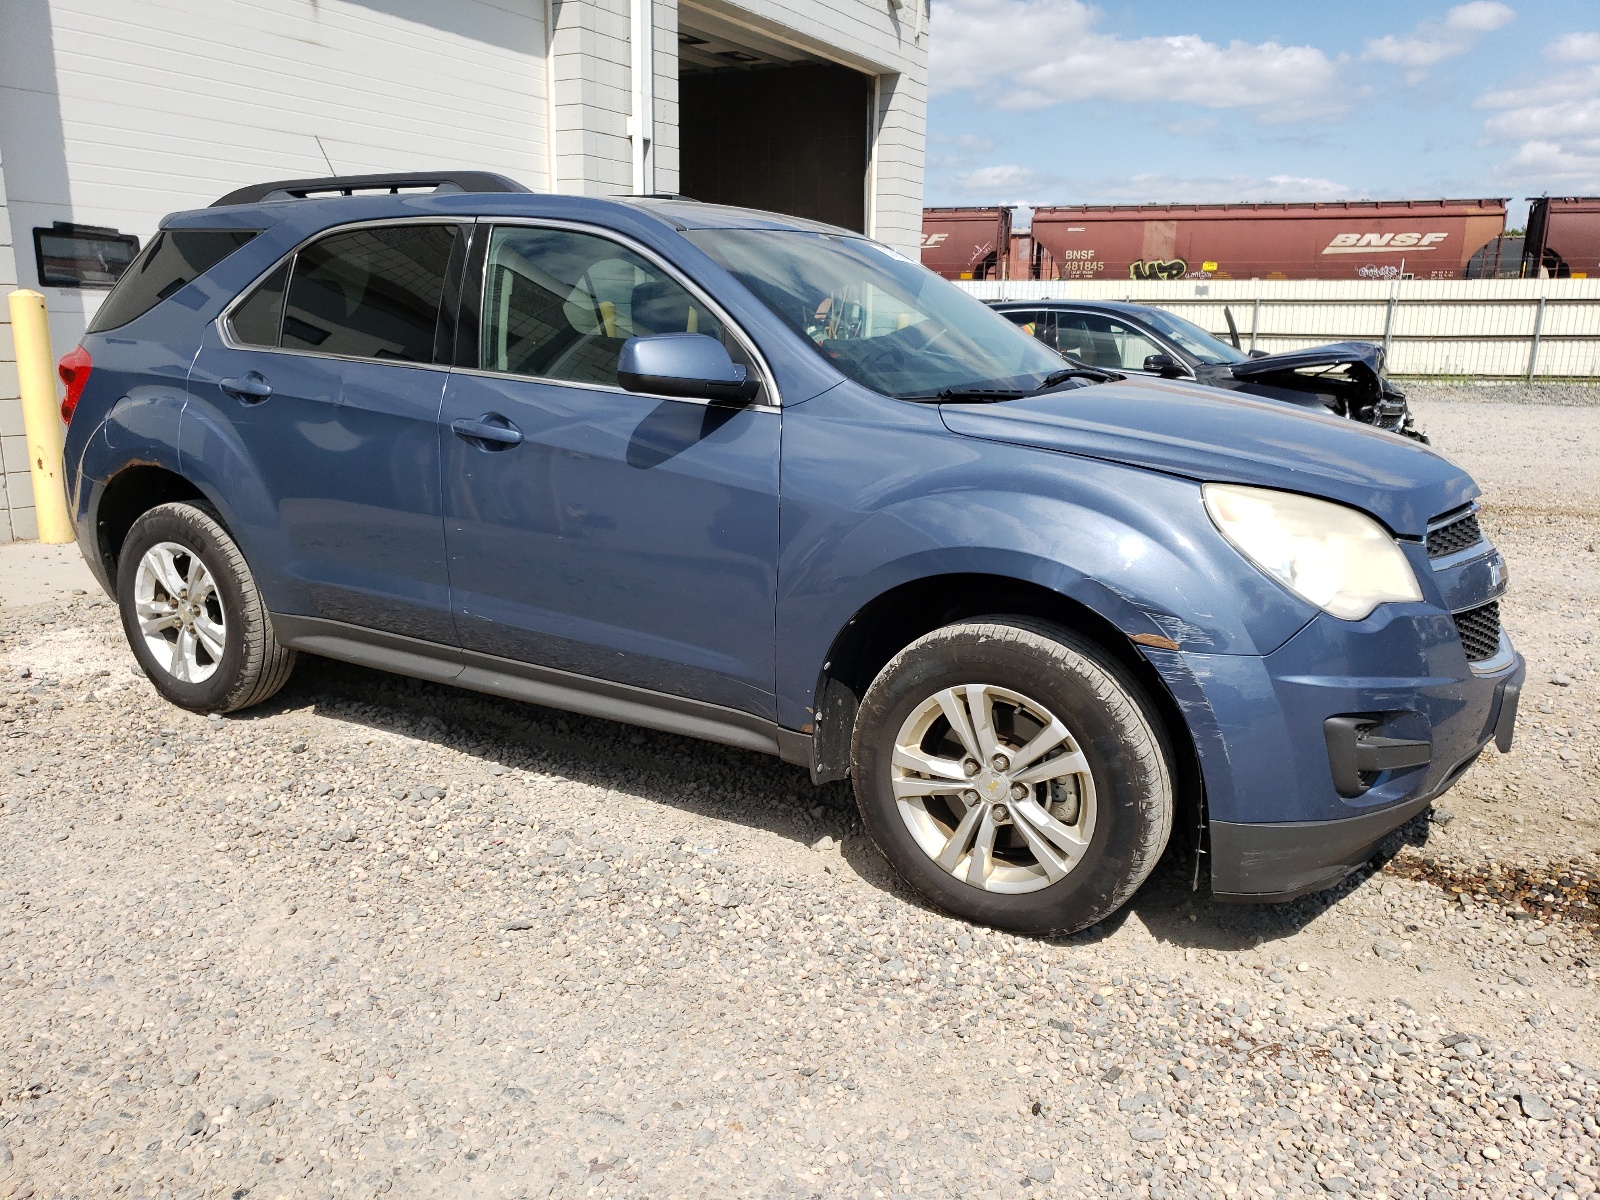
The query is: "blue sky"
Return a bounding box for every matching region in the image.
[925,1,1600,226]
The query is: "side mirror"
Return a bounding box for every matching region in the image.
[617,333,760,404]
[1143,353,1185,377]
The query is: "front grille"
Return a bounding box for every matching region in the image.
[1453,601,1502,662]
[1428,509,1482,559]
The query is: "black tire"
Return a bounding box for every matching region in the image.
[851,618,1172,935]
[116,501,296,714]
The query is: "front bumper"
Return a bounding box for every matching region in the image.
[1143,602,1524,903]
[1211,651,1520,901]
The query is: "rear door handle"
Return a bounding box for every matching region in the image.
[220,372,272,403]
[451,414,523,448]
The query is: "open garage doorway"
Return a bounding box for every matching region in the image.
[677,13,873,233]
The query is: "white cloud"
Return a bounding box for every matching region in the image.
[1445,2,1517,33]
[1364,2,1514,79]
[1476,40,1600,192]
[1072,173,1354,205]
[929,0,1342,120]
[947,164,1056,198]
[1548,31,1600,62]
[940,165,1353,207]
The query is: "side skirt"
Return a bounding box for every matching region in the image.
[270,614,812,768]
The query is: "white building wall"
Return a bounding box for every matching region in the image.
[0,0,551,352]
[0,146,33,542]
[0,0,927,539]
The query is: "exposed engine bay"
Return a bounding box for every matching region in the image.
[1196,342,1426,442]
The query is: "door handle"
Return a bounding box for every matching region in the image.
[220,372,272,403]
[451,414,523,448]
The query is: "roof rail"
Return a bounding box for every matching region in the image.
[210,171,531,208]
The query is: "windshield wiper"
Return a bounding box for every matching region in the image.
[901,366,1124,404]
[1033,366,1121,389]
[900,387,1029,403]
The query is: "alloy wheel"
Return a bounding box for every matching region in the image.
[891,683,1097,894]
[133,541,227,683]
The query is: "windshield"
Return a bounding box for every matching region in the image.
[684,229,1066,398]
[1135,308,1249,365]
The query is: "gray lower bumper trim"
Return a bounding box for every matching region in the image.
[1209,791,1436,903]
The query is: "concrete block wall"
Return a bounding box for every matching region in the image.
[0,146,36,542]
[550,0,635,197]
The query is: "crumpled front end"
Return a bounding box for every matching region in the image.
[1198,341,1425,442]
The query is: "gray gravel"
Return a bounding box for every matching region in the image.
[1,400,1599,1199]
[1404,381,1600,408]
[3,602,1598,1199]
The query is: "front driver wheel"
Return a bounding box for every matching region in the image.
[116,501,296,713]
[851,618,1172,935]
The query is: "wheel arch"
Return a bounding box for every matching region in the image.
[809,572,1207,872]
[91,465,213,589]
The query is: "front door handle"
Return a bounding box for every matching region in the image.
[220,372,272,403]
[451,414,523,448]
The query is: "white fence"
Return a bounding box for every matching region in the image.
[956,278,1600,380]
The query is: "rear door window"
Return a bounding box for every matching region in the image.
[278,224,458,362]
[228,263,289,348]
[87,229,260,332]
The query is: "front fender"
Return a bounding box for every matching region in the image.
[774,384,1315,729]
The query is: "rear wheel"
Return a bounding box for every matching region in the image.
[116,502,296,713]
[851,618,1172,934]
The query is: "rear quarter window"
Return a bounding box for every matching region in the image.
[87,229,261,333]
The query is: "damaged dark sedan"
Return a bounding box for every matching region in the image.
[991,299,1424,441]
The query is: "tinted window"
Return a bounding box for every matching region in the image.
[479,226,726,386]
[87,229,259,332]
[229,262,289,347]
[281,224,457,362]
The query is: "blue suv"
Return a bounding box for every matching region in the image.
[60,172,1522,934]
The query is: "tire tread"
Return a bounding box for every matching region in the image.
[124,502,296,714]
[852,616,1173,936]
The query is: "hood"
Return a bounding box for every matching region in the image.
[939,377,1474,537]
[1227,341,1384,380]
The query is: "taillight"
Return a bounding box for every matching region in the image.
[58,345,92,424]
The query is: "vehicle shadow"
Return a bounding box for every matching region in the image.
[236,652,856,851]
[1118,812,1438,953]
[240,653,1439,948]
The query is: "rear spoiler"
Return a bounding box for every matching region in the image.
[211,171,530,207]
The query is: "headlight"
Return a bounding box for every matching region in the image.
[1203,483,1422,620]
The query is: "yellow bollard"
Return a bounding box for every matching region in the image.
[7,289,74,543]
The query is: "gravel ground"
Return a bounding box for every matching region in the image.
[1402,395,1600,869]
[1,399,1598,1200]
[1404,382,1600,409]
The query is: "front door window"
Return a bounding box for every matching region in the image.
[1051,313,1167,371]
[479,226,727,386]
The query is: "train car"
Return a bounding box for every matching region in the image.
[1466,234,1527,279]
[920,206,1013,279]
[1524,197,1600,278]
[1027,199,1507,282]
